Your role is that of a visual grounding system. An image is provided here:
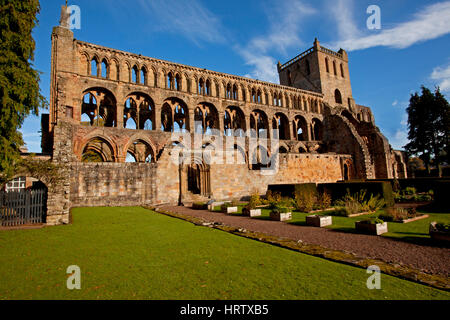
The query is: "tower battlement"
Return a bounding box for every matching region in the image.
[278,39,355,111]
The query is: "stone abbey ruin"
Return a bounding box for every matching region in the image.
[39,8,408,224]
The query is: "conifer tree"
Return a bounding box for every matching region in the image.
[0,0,46,182]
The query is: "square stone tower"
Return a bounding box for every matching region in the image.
[278,39,356,111]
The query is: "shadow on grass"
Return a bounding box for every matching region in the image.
[327,226,450,247]
[383,234,450,248]
[253,216,273,221]
[287,221,307,227]
[327,227,362,235]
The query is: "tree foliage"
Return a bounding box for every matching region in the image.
[0,0,46,181]
[404,86,450,175]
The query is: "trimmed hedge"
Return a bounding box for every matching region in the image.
[318,181,394,207]
[370,178,450,193]
[192,202,208,210]
[433,181,450,212]
[268,183,317,198]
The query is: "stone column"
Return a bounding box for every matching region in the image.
[154,102,161,131]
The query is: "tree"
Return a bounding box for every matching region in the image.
[0,0,46,182]
[404,86,450,176]
[407,157,425,178]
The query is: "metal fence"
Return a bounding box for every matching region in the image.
[0,189,47,227]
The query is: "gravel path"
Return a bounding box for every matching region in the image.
[162,206,450,277]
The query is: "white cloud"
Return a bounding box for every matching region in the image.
[431,63,450,92]
[392,100,398,107]
[328,0,361,40]
[235,0,316,83]
[388,129,409,150]
[330,1,450,51]
[386,107,409,150]
[136,0,225,44]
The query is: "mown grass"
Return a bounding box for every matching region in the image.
[0,206,448,300]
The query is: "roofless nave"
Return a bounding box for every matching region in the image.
[40,5,407,218]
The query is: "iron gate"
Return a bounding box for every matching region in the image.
[0,189,47,227]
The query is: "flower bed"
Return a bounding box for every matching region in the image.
[429,222,450,242]
[242,208,262,217]
[355,218,388,236]
[270,206,292,222]
[306,215,332,228]
[379,207,428,224]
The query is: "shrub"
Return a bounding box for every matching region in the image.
[245,192,261,211]
[331,207,351,217]
[293,189,317,213]
[404,187,417,195]
[366,194,386,212]
[435,222,450,233]
[335,189,385,214]
[317,191,332,210]
[249,190,261,206]
[392,178,401,193]
[266,190,282,206]
[192,202,207,210]
[271,206,291,214]
[321,181,394,207]
[379,207,418,222]
[360,217,385,225]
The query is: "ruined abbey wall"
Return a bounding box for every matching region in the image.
[39,15,407,220]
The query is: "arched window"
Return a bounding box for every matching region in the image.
[125,118,137,129]
[132,66,139,83]
[335,89,342,104]
[101,59,108,78]
[198,78,204,95]
[224,106,246,137]
[340,63,345,78]
[226,84,232,99]
[140,68,147,85]
[82,89,116,127]
[272,113,290,140]
[333,61,337,76]
[167,72,174,90]
[325,58,329,73]
[251,145,271,170]
[305,60,311,75]
[91,58,98,76]
[144,119,153,130]
[312,119,323,141]
[205,79,211,95]
[126,152,137,163]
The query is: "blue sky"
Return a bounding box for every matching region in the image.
[21,0,450,152]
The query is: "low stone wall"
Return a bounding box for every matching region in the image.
[210,153,345,200]
[65,152,346,217]
[70,162,158,207]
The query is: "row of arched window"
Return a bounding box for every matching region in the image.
[82,52,323,113]
[79,88,324,142]
[80,135,314,168]
[325,57,345,78]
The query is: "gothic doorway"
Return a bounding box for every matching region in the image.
[180,156,211,203]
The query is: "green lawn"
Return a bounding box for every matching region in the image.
[0,206,448,300]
